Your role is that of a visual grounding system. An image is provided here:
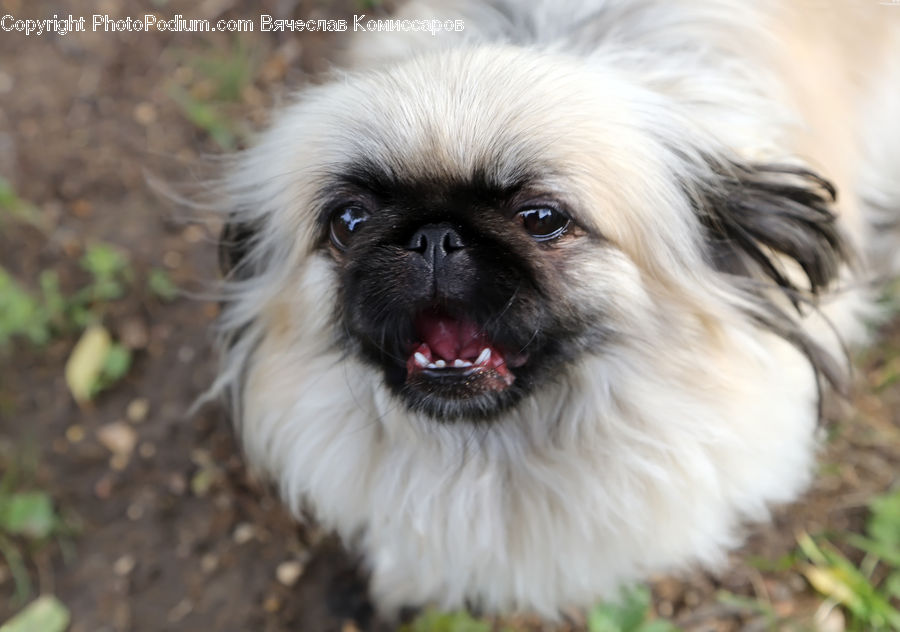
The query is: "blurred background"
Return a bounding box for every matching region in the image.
[0,1,897,631]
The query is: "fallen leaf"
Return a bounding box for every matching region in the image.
[65,325,112,403]
[0,595,70,632]
[0,492,56,539]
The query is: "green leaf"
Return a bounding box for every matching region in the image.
[588,586,673,632]
[81,243,129,281]
[0,176,17,209]
[169,86,237,149]
[148,267,178,301]
[0,595,70,632]
[102,343,131,382]
[90,343,132,398]
[0,492,56,539]
[38,271,66,326]
[402,610,491,632]
[0,268,51,348]
[868,489,900,559]
[0,533,32,603]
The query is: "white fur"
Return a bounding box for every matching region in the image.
[210,0,900,618]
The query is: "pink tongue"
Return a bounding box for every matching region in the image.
[416,312,487,361]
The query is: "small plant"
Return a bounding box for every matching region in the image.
[401,610,492,632]
[0,449,72,605]
[147,266,179,301]
[588,586,681,632]
[0,177,44,230]
[168,42,256,149]
[169,86,239,149]
[0,243,134,350]
[0,237,136,402]
[0,269,53,347]
[798,487,900,631]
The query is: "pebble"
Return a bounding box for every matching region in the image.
[113,554,136,576]
[126,398,150,423]
[94,476,113,499]
[275,560,304,587]
[126,503,144,520]
[70,199,92,218]
[232,522,256,544]
[263,596,281,613]
[97,422,138,458]
[183,224,206,243]
[163,250,183,268]
[167,473,187,496]
[200,553,219,574]
[138,442,157,459]
[133,102,157,126]
[178,346,195,363]
[109,453,130,471]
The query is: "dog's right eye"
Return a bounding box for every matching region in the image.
[330,205,371,250]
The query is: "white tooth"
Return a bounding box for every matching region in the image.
[453,359,471,368]
[475,348,491,365]
[434,360,446,368]
[426,362,437,369]
[414,352,428,367]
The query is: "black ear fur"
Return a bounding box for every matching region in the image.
[696,161,852,401]
[698,162,848,305]
[219,218,260,280]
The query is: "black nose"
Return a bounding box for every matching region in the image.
[407,223,466,271]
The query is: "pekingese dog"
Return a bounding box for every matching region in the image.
[210,0,900,619]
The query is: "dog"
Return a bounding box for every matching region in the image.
[210,0,900,619]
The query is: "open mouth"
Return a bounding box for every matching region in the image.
[404,309,527,392]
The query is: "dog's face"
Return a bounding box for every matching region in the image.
[219,46,844,426]
[332,171,606,419]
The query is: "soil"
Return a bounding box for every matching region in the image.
[0,1,897,631]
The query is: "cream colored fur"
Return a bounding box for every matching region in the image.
[211,0,900,618]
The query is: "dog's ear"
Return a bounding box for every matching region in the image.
[696,162,849,305]
[694,161,852,400]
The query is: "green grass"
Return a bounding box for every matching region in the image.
[0,177,44,231]
[0,181,163,402]
[798,488,900,631]
[403,586,680,632]
[147,266,179,301]
[0,244,132,350]
[0,446,75,606]
[168,42,257,149]
[587,587,680,632]
[401,610,493,632]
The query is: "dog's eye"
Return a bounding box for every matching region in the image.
[330,205,370,250]
[517,207,571,242]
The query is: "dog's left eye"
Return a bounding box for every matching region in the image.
[330,205,371,250]
[517,207,571,242]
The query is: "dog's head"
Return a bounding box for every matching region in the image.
[217,46,847,424]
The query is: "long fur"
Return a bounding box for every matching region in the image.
[209,0,900,618]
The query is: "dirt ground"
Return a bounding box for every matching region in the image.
[0,1,897,631]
